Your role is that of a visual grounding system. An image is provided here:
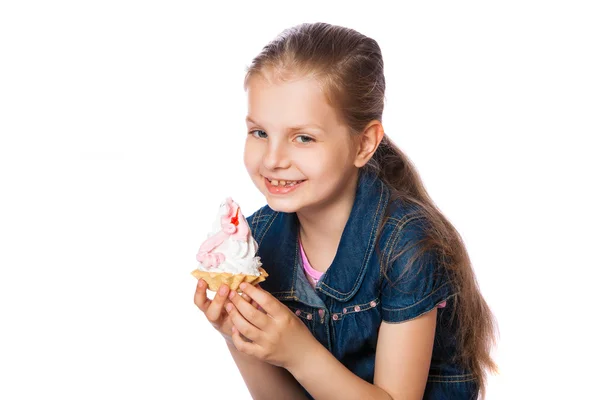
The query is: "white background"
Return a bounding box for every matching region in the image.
[1,1,598,399]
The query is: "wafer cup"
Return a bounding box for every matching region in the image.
[191,267,268,292]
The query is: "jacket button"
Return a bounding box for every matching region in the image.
[306,314,313,320]
[332,314,339,321]
[295,309,301,316]
[343,308,347,314]
[318,309,325,318]
[370,301,377,307]
[354,306,361,312]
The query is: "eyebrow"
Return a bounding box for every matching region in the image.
[246,116,324,132]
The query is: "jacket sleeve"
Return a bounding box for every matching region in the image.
[380,219,456,323]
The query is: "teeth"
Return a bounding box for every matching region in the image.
[269,179,301,186]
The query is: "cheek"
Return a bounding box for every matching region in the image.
[307,154,354,194]
[305,148,348,179]
[243,140,257,172]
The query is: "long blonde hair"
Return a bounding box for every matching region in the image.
[244,22,497,397]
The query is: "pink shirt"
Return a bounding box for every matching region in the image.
[299,239,323,288]
[299,239,446,308]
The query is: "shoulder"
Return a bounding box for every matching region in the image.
[246,204,281,245]
[246,204,277,227]
[378,197,431,256]
[378,198,455,323]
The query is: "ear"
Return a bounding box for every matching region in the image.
[354,120,385,168]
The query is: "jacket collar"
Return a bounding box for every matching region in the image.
[259,169,390,303]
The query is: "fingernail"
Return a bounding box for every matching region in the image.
[197,280,205,288]
[219,285,228,296]
[240,283,248,290]
[228,291,235,300]
[226,304,233,312]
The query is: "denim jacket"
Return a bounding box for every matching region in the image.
[247,169,478,399]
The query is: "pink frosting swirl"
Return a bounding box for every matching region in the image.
[196,197,250,270]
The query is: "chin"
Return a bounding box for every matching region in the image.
[264,197,302,214]
[254,179,306,213]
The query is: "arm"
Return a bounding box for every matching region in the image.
[287,309,436,400]
[227,283,437,400]
[226,341,309,400]
[194,280,308,399]
[287,343,392,400]
[373,310,436,399]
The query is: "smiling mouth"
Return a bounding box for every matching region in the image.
[266,178,306,187]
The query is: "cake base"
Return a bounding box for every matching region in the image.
[191,267,268,292]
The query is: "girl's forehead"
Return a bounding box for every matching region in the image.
[246,74,336,128]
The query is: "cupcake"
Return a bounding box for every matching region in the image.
[191,197,268,291]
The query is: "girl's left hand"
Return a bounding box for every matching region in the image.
[225,282,319,370]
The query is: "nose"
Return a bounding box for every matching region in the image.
[263,139,291,170]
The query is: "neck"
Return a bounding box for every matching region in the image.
[296,170,359,252]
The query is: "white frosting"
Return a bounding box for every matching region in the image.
[195,202,262,275]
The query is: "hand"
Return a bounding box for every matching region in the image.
[225,282,319,370]
[194,279,260,343]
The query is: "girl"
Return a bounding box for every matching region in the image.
[194,22,496,400]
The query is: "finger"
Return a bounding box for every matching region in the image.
[241,292,252,303]
[251,300,265,313]
[240,293,265,312]
[231,325,260,356]
[239,283,284,318]
[225,302,262,342]
[194,279,210,312]
[205,284,230,322]
[229,290,270,329]
[239,293,262,312]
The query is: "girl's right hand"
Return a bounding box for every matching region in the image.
[194,279,260,343]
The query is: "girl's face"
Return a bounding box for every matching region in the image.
[244,73,360,214]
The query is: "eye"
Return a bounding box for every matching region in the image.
[294,135,314,144]
[250,129,268,139]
